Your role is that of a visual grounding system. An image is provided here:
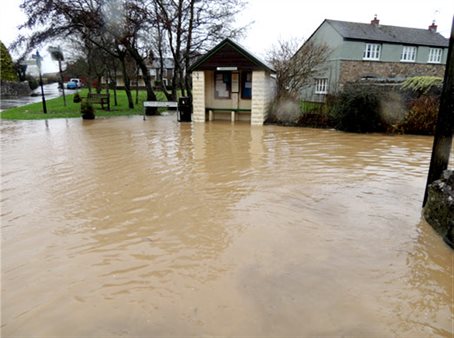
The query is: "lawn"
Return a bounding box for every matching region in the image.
[0,89,168,120]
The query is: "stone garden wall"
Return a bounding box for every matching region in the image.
[1,80,31,97]
[339,61,445,85]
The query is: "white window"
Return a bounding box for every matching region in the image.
[315,78,328,94]
[401,46,417,62]
[363,43,381,60]
[428,48,442,63]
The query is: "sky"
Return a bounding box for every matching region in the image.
[1,0,452,73]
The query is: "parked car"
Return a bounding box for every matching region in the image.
[67,78,82,89]
[66,81,78,89]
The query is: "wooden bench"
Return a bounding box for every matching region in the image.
[143,101,178,120]
[87,93,110,111]
[206,108,251,122]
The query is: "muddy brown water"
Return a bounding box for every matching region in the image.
[1,116,453,337]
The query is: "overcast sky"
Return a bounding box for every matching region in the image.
[1,0,452,73]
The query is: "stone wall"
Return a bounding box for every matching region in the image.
[191,71,206,123]
[1,80,31,97]
[424,170,454,248]
[251,71,273,125]
[339,60,445,86]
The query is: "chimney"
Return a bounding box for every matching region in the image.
[429,20,437,32]
[371,14,380,26]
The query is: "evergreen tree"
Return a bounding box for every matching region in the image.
[0,41,18,81]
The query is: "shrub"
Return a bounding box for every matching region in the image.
[401,76,443,96]
[331,84,386,133]
[396,95,439,135]
[73,93,82,103]
[80,101,95,119]
[26,75,38,90]
[297,112,334,128]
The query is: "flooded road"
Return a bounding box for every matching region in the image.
[0,83,76,111]
[1,116,452,337]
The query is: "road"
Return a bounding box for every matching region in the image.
[0,83,78,112]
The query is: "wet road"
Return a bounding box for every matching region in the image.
[1,116,453,337]
[0,83,78,111]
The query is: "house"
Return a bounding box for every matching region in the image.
[189,38,276,125]
[113,57,174,89]
[298,17,449,102]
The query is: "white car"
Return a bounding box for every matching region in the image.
[68,78,82,88]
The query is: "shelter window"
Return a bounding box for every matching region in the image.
[428,48,442,63]
[363,43,381,60]
[215,71,231,99]
[241,71,252,99]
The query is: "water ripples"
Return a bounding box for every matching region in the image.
[1,117,452,336]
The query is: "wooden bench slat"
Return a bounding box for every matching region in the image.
[144,101,178,108]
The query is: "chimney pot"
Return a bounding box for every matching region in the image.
[371,15,380,26]
[429,20,437,32]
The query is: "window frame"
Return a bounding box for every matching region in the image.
[214,71,232,99]
[363,43,381,61]
[314,78,328,94]
[400,46,417,62]
[428,48,442,64]
[241,71,252,100]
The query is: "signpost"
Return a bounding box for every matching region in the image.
[31,51,47,114]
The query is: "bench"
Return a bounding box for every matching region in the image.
[143,101,178,120]
[87,93,110,111]
[206,108,251,122]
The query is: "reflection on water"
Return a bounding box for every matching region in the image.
[1,116,453,337]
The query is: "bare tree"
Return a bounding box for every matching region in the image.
[155,0,248,100]
[14,0,249,111]
[13,0,159,111]
[267,38,331,99]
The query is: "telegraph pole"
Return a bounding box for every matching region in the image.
[32,51,47,114]
[423,16,454,206]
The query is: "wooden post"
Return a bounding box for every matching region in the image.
[423,16,454,207]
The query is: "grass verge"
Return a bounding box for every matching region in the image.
[1,88,168,120]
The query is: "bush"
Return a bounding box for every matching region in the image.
[331,84,386,133]
[297,112,334,128]
[396,95,439,135]
[73,93,82,103]
[26,75,38,90]
[401,76,443,96]
[80,101,95,119]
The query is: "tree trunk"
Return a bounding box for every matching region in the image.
[126,45,157,114]
[119,52,134,109]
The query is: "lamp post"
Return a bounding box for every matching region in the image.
[32,51,47,114]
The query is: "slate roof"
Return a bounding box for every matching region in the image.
[326,19,449,47]
[189,38,275,73]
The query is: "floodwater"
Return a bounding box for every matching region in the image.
[1,116,453,337]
